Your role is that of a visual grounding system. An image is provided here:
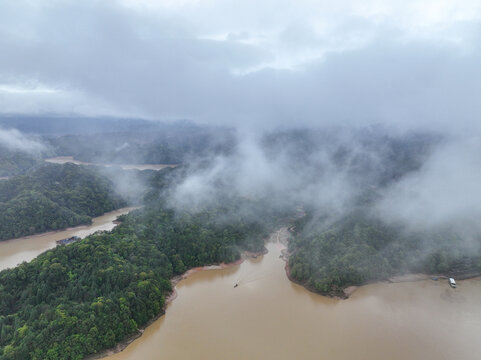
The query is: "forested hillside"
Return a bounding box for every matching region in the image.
[0,198,281,360]
[0,147,39,177]
[2,125,481,358]
[0,163,126,240]
[288,211,481,297]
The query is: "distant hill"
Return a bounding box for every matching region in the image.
[0,114,236,165]
[0,114,158,135]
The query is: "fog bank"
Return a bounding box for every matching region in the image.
[0,127,46,154]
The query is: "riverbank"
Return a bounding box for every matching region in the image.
[281,250,349,299]
[282,250,481,299]
[277,228,348,299]
[166,258,246,303]
[0,206,138,244]
[167,246,267,302]
[100,231,481,360]
[1,223,90,244]
[281,226,481,299]
[91,224,481,358]
[90,247,266,359]
[0,207,137,271]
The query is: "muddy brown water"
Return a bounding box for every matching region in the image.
[107,239,481,360]
[45,156,177,171]
[0,207,136,271]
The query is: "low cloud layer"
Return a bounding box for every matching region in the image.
[0,127,46,154]
[3,0,481,243]
[1,0,481,133]
[170,124,481,248]
[376,136,481,231]
[171,127,419,216]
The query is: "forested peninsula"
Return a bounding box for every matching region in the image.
[288,210,481,298]
[0,194,281,359]
[2,127,481,359]
[0,163,126,241]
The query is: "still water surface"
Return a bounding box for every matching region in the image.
[109,240,481,360]
[0,207,135,271]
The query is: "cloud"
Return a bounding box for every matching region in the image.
[3,0,481,240]
[375,135,481,230]
[0,81,123,117]
[0,127,46,154]
[170,127,385,216]
[0,0,480,133]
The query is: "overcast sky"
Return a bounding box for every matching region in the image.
[1,0,480,131]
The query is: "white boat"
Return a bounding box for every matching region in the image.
[449,278,456,288]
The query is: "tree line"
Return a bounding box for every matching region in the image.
[288,210,481,297]
[0,163,126,241]
[0,195,282,359]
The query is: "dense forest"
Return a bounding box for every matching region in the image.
[2,122,481,358]
[261,127,438,188]
[0,147,39,178]
[0,163,126,240]
[288,210,481,297]
[0,197,282,360]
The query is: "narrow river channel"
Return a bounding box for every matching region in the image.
[0,207,135,271]
[108,236,481,360]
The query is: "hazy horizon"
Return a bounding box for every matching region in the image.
[2,0,481,252]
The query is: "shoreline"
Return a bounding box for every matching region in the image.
[278,227,349,299]
[84,224,481,360]
[282,223,481,299]
[90,248,265,359]
[0,206,137,244]
[87,224,481,358]
[281,250,349,299]
[281,248,481,299]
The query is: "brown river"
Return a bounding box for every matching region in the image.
[45,156,177,171]
[0,207,135,271]
[107,233,481,360]
[2,214,480,360]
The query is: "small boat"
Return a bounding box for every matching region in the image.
[56,236,81,245]
[234,283,238,288]
[449,278,456,288]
